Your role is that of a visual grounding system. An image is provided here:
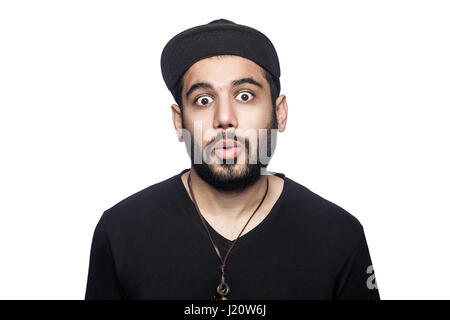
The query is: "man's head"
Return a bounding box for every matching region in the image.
[161,20,288,192]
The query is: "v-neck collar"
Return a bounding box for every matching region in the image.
[174,168,288,250]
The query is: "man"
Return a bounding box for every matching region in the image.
[85,18,380,300]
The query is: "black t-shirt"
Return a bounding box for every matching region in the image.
[85,168,380,300]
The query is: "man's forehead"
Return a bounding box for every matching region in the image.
[183,55,266,89]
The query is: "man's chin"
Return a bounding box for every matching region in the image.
[192,162,263,192]
[210,162,246,174]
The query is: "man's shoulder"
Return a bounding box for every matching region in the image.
[283,176,364,243]
[99,171,181,227]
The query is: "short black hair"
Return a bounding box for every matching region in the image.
[173,65,280,114]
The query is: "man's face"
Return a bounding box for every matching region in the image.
[178,55,279,191]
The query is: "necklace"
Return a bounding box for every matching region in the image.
[187,172,269,300]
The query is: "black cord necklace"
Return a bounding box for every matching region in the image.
[187,172,269,300]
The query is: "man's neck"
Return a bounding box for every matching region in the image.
[185,167,272,223]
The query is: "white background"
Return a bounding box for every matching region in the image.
[0,0,449,300]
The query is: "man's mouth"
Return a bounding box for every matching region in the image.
[213,140,243,160]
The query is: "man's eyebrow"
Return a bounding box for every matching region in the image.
[185,82,213,99]
[231,77,263,89]
[185,77,264,99]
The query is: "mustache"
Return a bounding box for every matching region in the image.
[187,128,276,165]
[205,131,249,150]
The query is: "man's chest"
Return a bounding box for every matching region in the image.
[115,234,335,299]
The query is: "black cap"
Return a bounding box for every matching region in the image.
[160,18,281,104]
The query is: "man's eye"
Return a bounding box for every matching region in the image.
[194,96,213,106]
[236,91,254,102]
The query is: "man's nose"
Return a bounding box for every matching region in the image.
[213,94,238,129]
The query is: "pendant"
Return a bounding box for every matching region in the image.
[214,282,230,300]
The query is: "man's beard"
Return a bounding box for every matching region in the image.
[182,109,278,192]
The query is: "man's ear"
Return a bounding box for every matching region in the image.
[171,104,184,142]
[275,94,288,132]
